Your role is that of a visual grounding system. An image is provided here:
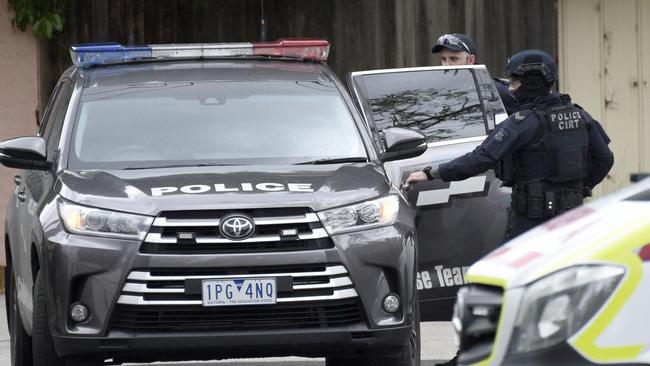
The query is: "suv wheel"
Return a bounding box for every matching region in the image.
[9,263,34,366]
[32,271,65,366]
[326,303,421,366]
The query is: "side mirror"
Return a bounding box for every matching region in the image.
[0,136,51,170]
[380,127,427,162]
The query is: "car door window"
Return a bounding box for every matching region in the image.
[475,68,509,130]
[351,67,488,143]
[38,83,63,138]
[42,81,73,161]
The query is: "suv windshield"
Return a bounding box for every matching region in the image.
[69,79,367,170]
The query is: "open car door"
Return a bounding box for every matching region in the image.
[349,65,510,320]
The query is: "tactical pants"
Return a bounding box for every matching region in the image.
[502,209,548,244]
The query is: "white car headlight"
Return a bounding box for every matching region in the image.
[317,195,399,235]
[58,199,153,240]
[509,265,624,354]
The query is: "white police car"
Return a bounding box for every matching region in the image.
[454,175,650,365]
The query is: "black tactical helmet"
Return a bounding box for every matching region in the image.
[505,49,558,84]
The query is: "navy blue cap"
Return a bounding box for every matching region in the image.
[432,33,477,54]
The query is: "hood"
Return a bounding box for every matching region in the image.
[467,179,650,289]
[57,163,390,216]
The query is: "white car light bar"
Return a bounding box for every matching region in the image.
[70,39,330,68]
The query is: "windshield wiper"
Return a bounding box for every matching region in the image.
[123,163,238,170]
[294,157,368,165]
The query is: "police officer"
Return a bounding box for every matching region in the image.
[404,49,614,243]
[432,33,517,114]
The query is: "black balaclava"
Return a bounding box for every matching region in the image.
[512,71,552,105]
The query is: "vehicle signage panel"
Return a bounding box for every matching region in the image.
[201,278,277,306]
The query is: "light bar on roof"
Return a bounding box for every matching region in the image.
[69,43,152,67]
[70,39,330,68]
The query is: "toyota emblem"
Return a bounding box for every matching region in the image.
[219,214,255,240]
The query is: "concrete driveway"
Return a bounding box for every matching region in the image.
[0,294,456,365]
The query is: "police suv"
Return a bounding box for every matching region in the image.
[2,40,508,365]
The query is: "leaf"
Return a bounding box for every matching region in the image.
[32,18,43,33]
[7,0,72,39]
[51,13,63,30]
[44,19,53,38]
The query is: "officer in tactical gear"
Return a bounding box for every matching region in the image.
[432,33,517,114]
[404,49,614,243]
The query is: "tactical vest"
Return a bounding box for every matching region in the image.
[499,95,590,219]
[514,99,589,183]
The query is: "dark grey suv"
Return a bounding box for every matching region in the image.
[2,40,427,365]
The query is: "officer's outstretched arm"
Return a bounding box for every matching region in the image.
[439,119,532,181]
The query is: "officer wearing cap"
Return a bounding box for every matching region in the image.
[432,33,517,114]
[404,49,614,243]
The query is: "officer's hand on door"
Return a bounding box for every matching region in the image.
[402,166,439,190]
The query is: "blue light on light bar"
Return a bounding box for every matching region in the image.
[70,43,152,68]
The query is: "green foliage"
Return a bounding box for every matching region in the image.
[7,0,71,39]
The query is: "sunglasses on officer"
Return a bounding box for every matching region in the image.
[435,34,471,54]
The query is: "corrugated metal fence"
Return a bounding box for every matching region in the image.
[40,0,557,109]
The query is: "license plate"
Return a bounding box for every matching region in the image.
[201,278,276,306]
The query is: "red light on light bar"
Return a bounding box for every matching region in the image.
[253,39,330,61]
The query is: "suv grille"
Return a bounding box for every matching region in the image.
[112,300,362,332]
[118,264,356,305]
[141,208,333,254]
[113,264,360,332]
[455,285,503,365]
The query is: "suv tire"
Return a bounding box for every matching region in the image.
[9,263,34,366]
[32,271,65,366]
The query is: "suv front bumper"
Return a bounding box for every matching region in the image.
[43,221,417,359]
[53,324,413,362]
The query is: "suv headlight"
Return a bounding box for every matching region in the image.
[509,265,624,355]
[58,199,153,240]
[317,195,399,235]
